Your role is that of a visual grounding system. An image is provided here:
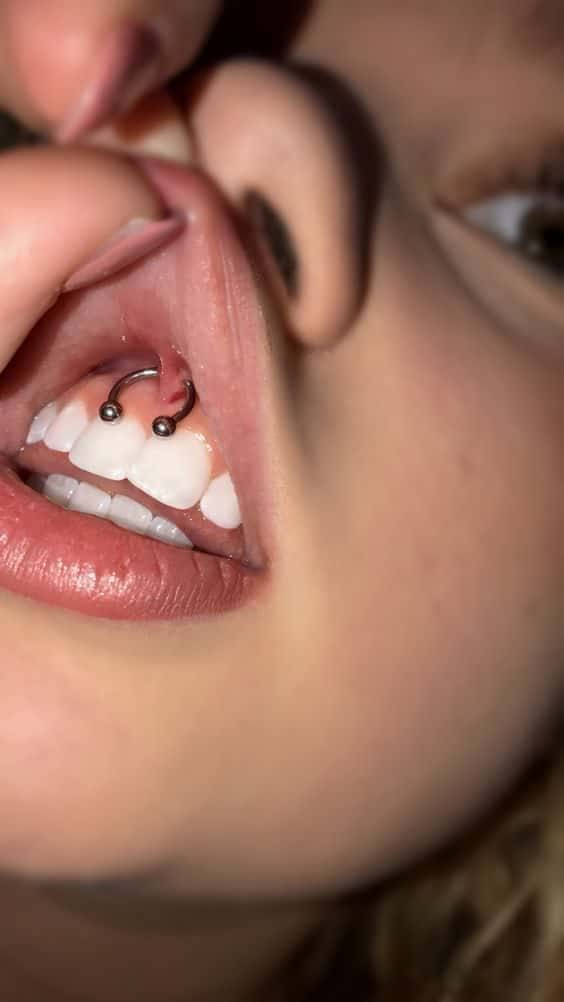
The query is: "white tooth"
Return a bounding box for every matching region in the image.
[70,416,147,481]
[44,400,89,453]
[128,430,211,510]
[43,474,79,508]
[68,482,111,518]
[200,473,242,529]
[108,495,153,535]
[147,516,194,548]
[26,402,59,445]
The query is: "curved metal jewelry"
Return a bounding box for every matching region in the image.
[99,367,196,438]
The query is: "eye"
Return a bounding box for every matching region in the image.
[464,191,564,278]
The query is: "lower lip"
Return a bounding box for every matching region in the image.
[0,466,257,620]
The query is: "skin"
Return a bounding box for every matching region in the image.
[0,1,564,999]
[0,0,223,132]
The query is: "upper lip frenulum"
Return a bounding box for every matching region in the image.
[14,160,269,568]
[127,158,269,566]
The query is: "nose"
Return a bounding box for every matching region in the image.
[185,60,366,347]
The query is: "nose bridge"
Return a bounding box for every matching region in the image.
[185,59,365,347]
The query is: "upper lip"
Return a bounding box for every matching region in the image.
[0,159,271,569]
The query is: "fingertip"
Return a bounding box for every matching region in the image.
[55,22,162,144]
[0,145,167,371]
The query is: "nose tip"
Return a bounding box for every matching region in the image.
[185,59,367,347]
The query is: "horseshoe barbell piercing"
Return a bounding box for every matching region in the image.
[99,367,197,438]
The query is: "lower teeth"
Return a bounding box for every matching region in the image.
[27,473,193,549]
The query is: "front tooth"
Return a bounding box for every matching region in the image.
[26,402,59,445]
[200,473,242,529]
[70,416,147,481]
[43,401,89,453]
[128,430,211,510]
[68,482,111,518]
[108,495,153,535]
[43,474,79,507]
[147,516,193,548]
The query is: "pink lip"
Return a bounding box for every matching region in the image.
[0,162,271,619]
[0,467,255,619]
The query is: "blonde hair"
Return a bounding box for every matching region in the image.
[277,733,564,1001]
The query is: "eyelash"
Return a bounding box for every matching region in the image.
[443,146,564,278]
[437,139,564,211]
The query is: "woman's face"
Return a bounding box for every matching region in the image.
[1,0,563,900]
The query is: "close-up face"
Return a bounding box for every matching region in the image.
[1,0,564,907]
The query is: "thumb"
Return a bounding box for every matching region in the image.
[0,145,169,374]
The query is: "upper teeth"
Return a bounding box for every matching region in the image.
[199,472,244,530]
[44,400,90,453]
[26,400,242,529]
[26,401,60,444]
[69,414,148,481]
[30,473,193,548]
[128,431,210,509]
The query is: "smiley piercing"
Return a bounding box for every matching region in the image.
[99,367,196,438]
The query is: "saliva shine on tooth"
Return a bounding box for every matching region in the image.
[26,402,59,445]
[67,407,212,509]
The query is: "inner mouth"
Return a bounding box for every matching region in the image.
[0,164,268,620]
[18,354,244,559]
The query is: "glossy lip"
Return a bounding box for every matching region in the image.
[0,162,271,619]
[0,465,256,619]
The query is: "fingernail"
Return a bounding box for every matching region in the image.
[56,22,162,144]
[63,214,185,293]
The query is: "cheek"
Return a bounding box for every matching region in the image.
[0,638,126,873]
[0,605,193,883]
[269,203,564,887]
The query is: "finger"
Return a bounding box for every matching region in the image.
[0,146,166,374]
[0,0,222,140]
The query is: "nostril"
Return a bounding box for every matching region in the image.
[245,190,300,299]
[0,110,42,151]
[185,59,367,347]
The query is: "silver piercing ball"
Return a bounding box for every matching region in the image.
[99,367,196,437]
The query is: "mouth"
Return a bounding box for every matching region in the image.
[0,162,270,620]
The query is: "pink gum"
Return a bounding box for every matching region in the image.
[57,373,227,479]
